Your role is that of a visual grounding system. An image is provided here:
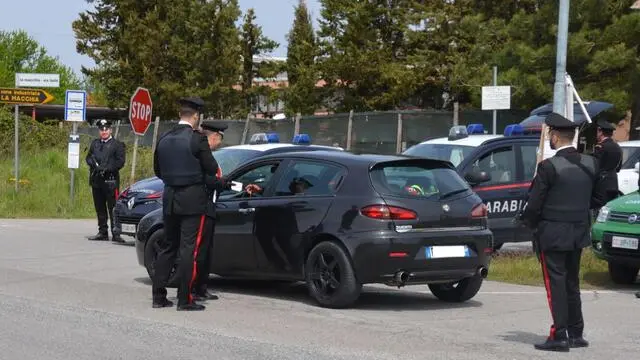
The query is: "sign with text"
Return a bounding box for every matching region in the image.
[64,90,87,122]
[0,88,54,105]
[129,87,153,136]
[15,73,60,88]
[68,134,80,169]
[482,86,511,110]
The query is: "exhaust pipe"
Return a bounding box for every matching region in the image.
[477,266,488,278]
[394,270,409,284]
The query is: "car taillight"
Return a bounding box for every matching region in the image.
[118,187,130,199]
[360,205,417,220]
[144,191,162,199]
[471,203,488,218]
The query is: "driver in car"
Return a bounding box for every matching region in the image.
[246,176,313,196]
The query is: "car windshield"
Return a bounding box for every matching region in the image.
[620,146,638,169]
[370,161,470,199]
[212,148,262,174]
[403,143,475,167]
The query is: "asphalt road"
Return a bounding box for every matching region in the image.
[1,219,638,360]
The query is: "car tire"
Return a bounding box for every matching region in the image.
[305,241,361,308]
[428,275,483,302]
[608,262,639,285]
[144,228,179,288]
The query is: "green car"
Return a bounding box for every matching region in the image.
[592,192,640,284]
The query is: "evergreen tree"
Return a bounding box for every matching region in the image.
[240,8,279,115]
[285,0,319,116]
[73,0,243,119]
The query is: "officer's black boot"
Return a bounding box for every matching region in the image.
[193,288,219,301]
[111,234,125,244]
[88,232,109,241]
[534,337,570,352]
[568,337,589,348]
[177,303,206,311]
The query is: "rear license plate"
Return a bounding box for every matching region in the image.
[425,245,470,259]
[121,224,136,234]
[611,236,639,250]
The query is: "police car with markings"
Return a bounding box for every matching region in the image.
[113,133,343,239]
[403,123,540,249]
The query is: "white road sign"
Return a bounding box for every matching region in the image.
[482,86,511,110]
[15,73,60,88]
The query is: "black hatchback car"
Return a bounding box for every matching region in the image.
[135,151,493,308]
[114,142,343,238]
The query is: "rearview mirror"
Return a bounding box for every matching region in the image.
[464,170,491,185]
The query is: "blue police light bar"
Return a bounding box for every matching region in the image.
[448,125,468,140]
[292,133,311,145]
[504,124,524,136]
[466,124,484,134]
[266,132,280,143]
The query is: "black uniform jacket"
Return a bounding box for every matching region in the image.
[85,137,126,187]
[154,124,219,216]
[523,147,607,251]
[593,137,622,193]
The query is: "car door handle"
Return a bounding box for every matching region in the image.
[238,208,255,214]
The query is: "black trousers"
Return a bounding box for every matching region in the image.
[539,249,584,340]
[193,216,215,294]
[152,214,210,306]
[91,181,118,235]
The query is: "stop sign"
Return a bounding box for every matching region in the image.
[129,87,153,136]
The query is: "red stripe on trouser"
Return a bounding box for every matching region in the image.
[540,252,556,340]
[114,188,119,199]
[188,215,206,303]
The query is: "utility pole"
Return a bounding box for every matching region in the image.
[552,0,570,116]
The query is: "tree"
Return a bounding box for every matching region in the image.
[73,0,243,119]
[0,30,82,105]
[240,8,280,115]
[316,0,418,112]
[285,0,320,116]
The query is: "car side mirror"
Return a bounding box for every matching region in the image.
[464,170,491,185]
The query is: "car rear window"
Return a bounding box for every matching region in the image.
[369,161,470,199]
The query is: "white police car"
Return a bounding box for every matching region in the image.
[403,123,540,249]
[615,140,640,195]
[113,133,343,239]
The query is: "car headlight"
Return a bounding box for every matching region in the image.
[596,206,609,223]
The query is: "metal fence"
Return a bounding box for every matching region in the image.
[77,108,530,154]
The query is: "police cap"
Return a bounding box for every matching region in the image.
[96,119,112,130]
[544,112,578,130]
[178,96,205,112]
[200,121,228,136]
[597,120,616,131]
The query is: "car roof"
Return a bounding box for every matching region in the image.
[618,140,640,147]
[411,134,539,148]
[219,143,343,151]
[256,149,452,169]
[415,134,504,147]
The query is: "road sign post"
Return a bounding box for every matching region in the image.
[481,83,511,135]
[5,73,58,192]
[65,90,87,203]
[128,87,153,184]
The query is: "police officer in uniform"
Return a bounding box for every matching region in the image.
[152,97,219,311]
[85,119,126,243]
[521,113,606,352]
[191,120,229,301]
[593,120,622,202]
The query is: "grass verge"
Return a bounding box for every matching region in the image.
[0,147,154,218]
[487,248,638,290]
